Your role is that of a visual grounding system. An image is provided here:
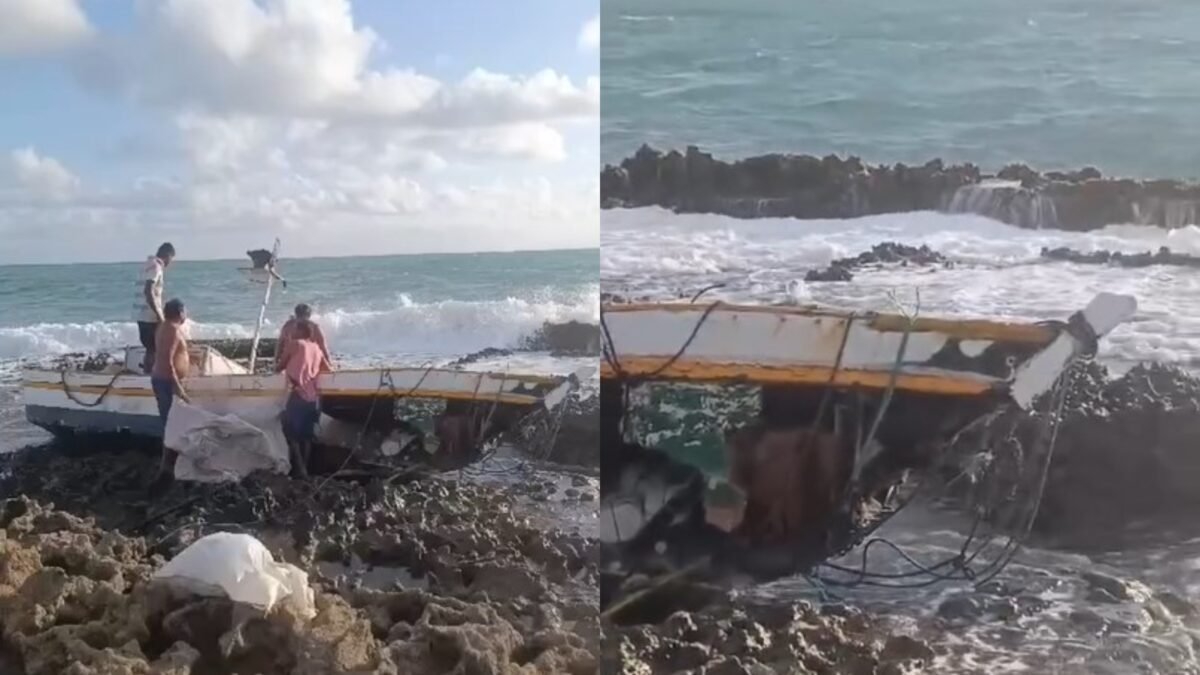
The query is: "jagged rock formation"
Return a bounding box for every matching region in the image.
[601,145,1200,231]
[805,243,949,282]
[944,362,1200,550]
[0,455,600,674]
[1041,245,1200,269]
[520,321,602,356]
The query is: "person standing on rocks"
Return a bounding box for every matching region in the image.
[277,319,331,479]
[133,242,176,374]
[150,298,191,490]
[276,303,332,371]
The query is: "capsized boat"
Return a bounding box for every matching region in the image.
[599,292,1137,607]
[22,342,588,470]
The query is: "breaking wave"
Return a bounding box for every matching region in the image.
[0,289,599,362]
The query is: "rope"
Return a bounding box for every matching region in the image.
[60,369,124,408]
[814,360,1076,590]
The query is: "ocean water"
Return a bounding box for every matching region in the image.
[602,1,1200,670]
[0,248,598,452]
[602,0,1200,179]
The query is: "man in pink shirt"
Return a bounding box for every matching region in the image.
[276,304,331,370]
[277,320,331,479]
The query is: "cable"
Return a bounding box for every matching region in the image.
[814,361,1076,590]
[60,369,124,408]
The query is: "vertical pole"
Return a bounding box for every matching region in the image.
[248,238,281,372]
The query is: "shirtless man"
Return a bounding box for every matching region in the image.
[276,304,331,371]
[277,319,331,479]
[151,298,191,487]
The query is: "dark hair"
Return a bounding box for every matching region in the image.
[293,319,314,340]
[294,303,312,319]
[157,242,176,258]
[164,298,185,321]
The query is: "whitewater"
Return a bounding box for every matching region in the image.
[604,207,1200,371]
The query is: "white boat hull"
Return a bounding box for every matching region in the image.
[23,362,581,439]
[600,293,1137,406]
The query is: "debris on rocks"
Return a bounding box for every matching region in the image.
[0,442,599,675]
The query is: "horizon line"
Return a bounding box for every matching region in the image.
[0,246,600,269]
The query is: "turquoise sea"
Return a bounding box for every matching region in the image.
[602,0,1200,178]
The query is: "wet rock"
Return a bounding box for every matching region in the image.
[806,243,948,283]
[1082,572,1151,603]
[603,597,905,675]
[1155,591,1196,617]
[520,320,601,356]
[880,635,935,663]
[1069,609,1108,633]
[601,145,1200,232]
[699,656,776,675]
[151,641,202,674]
[937,595,984,623]
[946,362,1200,543]
[1041,245,1200,269]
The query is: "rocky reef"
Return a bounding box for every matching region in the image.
[520,321,602,356]
[601,145,1200,231]
[1041,245,1200,269]
[603,600,935,675]
[804,243,949,282]
[0,448,598,674]
[941,361,1200,550]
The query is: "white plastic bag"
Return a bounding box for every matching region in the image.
[164,400,290,482]
[152,532,316,618]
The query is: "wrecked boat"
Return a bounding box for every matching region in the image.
[599,292,1138,607]
[22,342,586,474]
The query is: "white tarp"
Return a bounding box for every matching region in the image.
[152,532,316,618]
[164,399,290,482]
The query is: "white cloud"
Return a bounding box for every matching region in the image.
[578,15,599,51]
[0,0,91,56]
[76,0,598,129]
[5,147,80,199]
[0,0,600,262]
[452,123,567,163]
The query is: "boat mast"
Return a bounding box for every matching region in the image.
[248,237,281,372]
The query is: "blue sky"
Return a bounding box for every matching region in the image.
[0,0,599,263]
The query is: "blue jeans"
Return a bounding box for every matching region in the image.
[150,377,174,430]
[284,393,320,442]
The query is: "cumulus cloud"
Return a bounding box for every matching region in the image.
[578,15,599,51]
[0,0,91,56]
[76,0,598,129]
[4,148,80,199]
[0,0,600,261]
